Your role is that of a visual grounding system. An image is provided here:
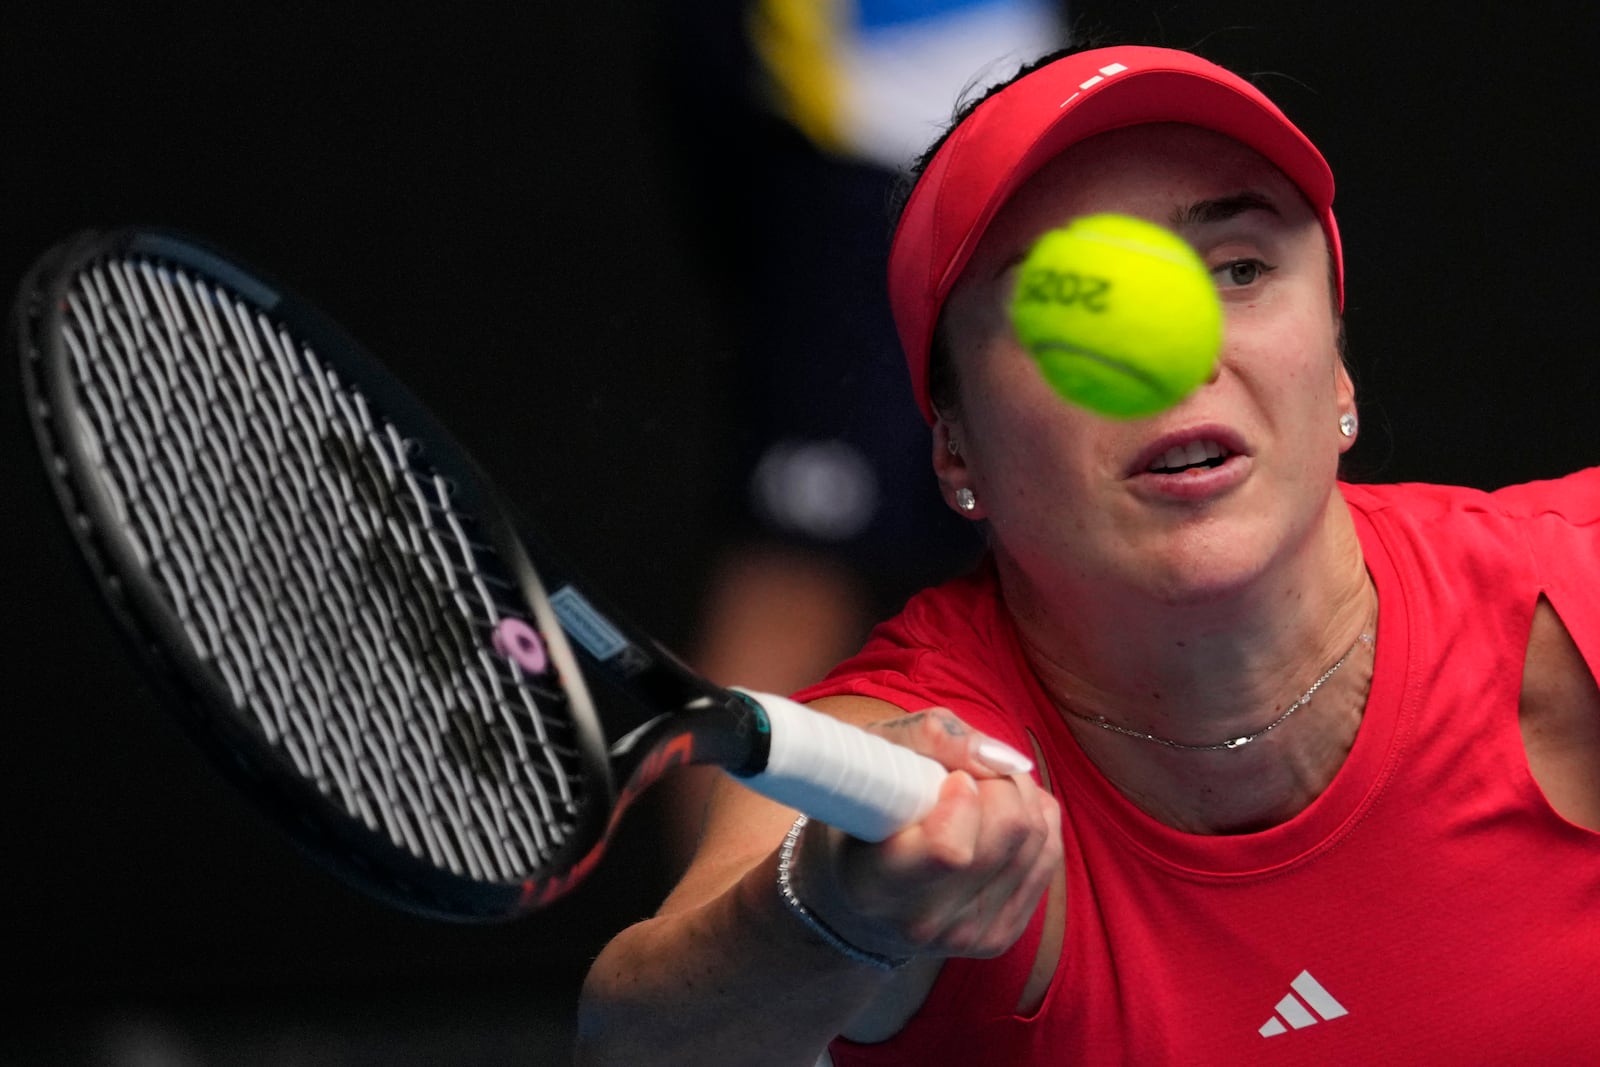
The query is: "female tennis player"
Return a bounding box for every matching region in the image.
[576,42,1600,1066]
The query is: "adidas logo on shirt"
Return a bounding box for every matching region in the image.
[1259,971,1349,1037]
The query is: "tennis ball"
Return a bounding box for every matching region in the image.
[1009,213,1222,419]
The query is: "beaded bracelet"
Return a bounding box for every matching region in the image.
[775,814,909,972]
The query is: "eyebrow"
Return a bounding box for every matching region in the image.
[1170,191,1282,229]
[992,191,1286,281]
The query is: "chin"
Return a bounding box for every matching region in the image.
[1124,531,1276,608]
[1142,566,1259,608]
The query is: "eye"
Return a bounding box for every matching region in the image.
[1213,259,1274,288]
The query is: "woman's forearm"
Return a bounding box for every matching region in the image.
[574,851,899,1067]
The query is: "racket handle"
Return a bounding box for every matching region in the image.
[733,690,948,843]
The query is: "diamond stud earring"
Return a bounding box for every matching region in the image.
[955,487,977,512]
[1339,412,1358,438]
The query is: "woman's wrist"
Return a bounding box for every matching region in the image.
[775,815,910,972]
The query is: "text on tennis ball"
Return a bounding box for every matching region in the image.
[1014,268,1112,313]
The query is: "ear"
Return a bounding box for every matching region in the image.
[932,417,984,518]
[1334,359,1358,454]
[1334,358,1355,408]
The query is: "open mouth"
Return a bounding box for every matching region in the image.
[1146,439,1232,475]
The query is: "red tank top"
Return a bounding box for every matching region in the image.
[798,471,1600,1066]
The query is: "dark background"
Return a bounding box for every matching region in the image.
[1,2,1593,1064]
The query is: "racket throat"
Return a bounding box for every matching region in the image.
[607,692,773,785]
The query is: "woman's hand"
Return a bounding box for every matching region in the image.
[786,707,1063,965]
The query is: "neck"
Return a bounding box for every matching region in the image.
[998,496,1377,834]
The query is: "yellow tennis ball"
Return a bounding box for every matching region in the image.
[1009,213,1222,419]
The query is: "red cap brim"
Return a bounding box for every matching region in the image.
[889,45,1342,424]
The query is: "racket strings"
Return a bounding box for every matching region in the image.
[58,255,586,884]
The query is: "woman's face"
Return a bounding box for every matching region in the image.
[938,123,1354,608]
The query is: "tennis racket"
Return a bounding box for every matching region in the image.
[13,227,946,921]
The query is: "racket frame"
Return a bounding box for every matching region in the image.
[14,228,779,919]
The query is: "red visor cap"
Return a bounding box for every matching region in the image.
[889,45,1342,424]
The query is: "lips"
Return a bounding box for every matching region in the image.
[1128,426,1250,479]
[1147,438,1229,474]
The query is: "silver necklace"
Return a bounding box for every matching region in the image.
[1065,632,1374,752]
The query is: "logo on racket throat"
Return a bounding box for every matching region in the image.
[548,586,627,658]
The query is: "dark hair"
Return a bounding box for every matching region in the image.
[888,41,1117,233]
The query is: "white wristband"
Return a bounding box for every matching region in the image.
[775,815,909,972]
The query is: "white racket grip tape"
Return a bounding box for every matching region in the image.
[733,689,948,842]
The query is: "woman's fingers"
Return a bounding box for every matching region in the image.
[798,754,1061,963]
[862,706,1035,779]
[934,776,1063,958]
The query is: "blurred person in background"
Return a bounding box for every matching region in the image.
[655,0,1067,869]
